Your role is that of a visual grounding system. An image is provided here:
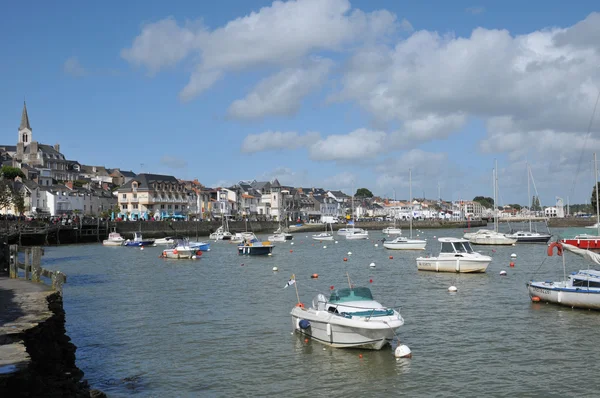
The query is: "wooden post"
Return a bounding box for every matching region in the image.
[31,247,42,283]
[9,244,18,279]
[97,217,100,242]
[24,248,31,280]
[52,271,66,295]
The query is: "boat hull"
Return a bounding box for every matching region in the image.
[513,235,552,243]
[124,240,154,247]
[561,238,600,250]
[416,258,490,273]
[527,282,600,310]
[346,233,369,240]
[290,308,401,350]
[382,228,402,235]
[237,245,274,255]
[312,235,334,241]
[162,248,196,259]
[383,240,426,250]
[102,240,123,246]
[469,237,517,245]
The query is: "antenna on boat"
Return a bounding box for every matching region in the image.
[346,272,352,289]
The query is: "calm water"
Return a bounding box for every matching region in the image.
[40,225,600,397]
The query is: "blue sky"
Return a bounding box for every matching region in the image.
[1,0,599,205]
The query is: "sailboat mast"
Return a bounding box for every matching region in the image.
[409,168,413,239]
[595,153,599,237]
[494,159,498,233]
[527,162,532,233]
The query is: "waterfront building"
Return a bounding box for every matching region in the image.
[116,173,197,220]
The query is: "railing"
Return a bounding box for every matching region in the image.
[8,246,67,294]
[130,197,139,203]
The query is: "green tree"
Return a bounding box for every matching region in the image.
[531,196,542,211]
[508,204,522,211]
[591,183,600,213]
[0,166,25,181]
[0,180,12,212]
[11,189,25,215]
[355,188,373,198]
[473,196,494,209]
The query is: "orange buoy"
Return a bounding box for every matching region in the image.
[343,258,348,261]
[290,250,293,253]
[196,250,202,256]
[173,249,178,255]
[304,338,309,343]
[389,256,393,259]
[509,262,515,267]
[296,302,305,308]
[369,279,373,283]
[311,273,319,279]
[531,296,541,302]
[359,354,363,359]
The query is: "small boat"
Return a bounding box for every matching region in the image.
[209,226,233,241]
[312,223,334,241]
[416,238,492,273]
[161,239,201,259]
[154,236,176,245]
[463,229,492,239]
[382,226,402,235]
[268,233,289,242]
[188,241,210,251]
[469,230,517,246]
[237,235,274,255]
[123,232,155,247]
[290,284,404,350]
[527,242,600,310]
[345,229,369,240]
[383,170,426,250]
[505,231,552,243]
[271,227,293,241]
[103,231,125,246]
[383,236,426,250]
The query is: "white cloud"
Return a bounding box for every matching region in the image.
[399,18,413,33]
[241,131,321,153]
[122,0,398,100]
[63,56,87,77]
[228,58,332,120]
[160,155,188,169]
[309,128,387,161]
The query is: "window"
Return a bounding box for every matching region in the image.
[168,205,172,209]
[133,204,138,209]
[175,205,179,209]
[133,194,137,199]
[161,205,165,209]
[122,205,127,211]
[441,242,455,253]
[122,194,126,199]
[147,205,153,210]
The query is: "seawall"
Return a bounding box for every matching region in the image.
[0,277,104,397]
[110,219,487,238]
[547,217,598,228]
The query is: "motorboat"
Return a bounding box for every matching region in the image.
[505,231,552,243]
[312,223,334,241]
[383,169,426,250]
[337,227,363,236]
[463,229,492,240]
[382,226,402,235]
[527,242,600,310]
[345,229,369,240]
[383,236,426,250]
[209,226,233,241]
[268,232,289,242]
[272,226,293,241]
[237,236,274,255]
[290,286,404,350]
[161,239,201,259]
[416,238,492,273]
[123,232,155,247]
[154,236,176,245]
[103,231,125,246]
[469,230,517,246]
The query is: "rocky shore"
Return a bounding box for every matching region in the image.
[0,277,105,397]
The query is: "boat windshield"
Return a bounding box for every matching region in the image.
[453,242,474,253]
[329,287,374,303]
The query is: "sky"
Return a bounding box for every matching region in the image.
[1,0,599,206]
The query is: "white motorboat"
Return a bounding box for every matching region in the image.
[290,286,404,349]
[463,229,492,240]
[345,229,369,240]
[268,232,288,242]
[312,223,334,241]
[237,235,274,255]
[103,231,125,246]
[382,226,402,235]
[384,236,426,250]
[154,236,176,245]
[527,242,600,310]
[337,227,364,236]
[416,238,492,273]
[161,239,200,259]
[469,230,517,245]
[209,226,233,241]
[272,227,293,241]
[383,169,426,250]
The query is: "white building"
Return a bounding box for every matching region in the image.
[545,197,565,218]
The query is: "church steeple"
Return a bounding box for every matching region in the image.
[19,101,31,130]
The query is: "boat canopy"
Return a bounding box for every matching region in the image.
[329,287,374,303]
[441,240,475,254]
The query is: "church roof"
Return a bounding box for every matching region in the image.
[20,102,31,130]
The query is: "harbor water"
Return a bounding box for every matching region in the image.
[41,225,600,397]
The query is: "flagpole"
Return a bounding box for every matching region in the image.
[293,274,300,304]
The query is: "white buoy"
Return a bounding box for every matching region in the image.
[207,248,211,251]
[291,242,294,245]
[511,253,517,259]
[499,270,507,276]
[140,247,144,251]
[192,255,197,259]
[335,241,338,244]
[323,245,327,249]
[348,251,352,255]
[448,286,458,292]
[512,243,516,246]
[369,262,376,268]
[273,266,278,271]
[374,244,379,247]
[433,236,436,238]
[268,253,273,256]
[394,344,412,359]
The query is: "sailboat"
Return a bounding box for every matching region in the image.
[345,194,368,240]
[209,215,233,241]
[561,153,600,250]
[382,218,402,235]
[506,163,552,243]
[312,223,334,241]
[269,193,293,242]
[469,160,517,246]
[384,169,426,250]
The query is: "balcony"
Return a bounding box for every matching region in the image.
[119,198,128,203]
[130,197,139,203]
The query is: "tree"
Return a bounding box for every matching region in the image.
[473,196,494,209]
[11,189,25,215]
[531,195,542,211]
[508,204,522,211]
[0,180,12,212]
[591,183,600,214]
[0,166,25,181]
[355,188,373,198]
